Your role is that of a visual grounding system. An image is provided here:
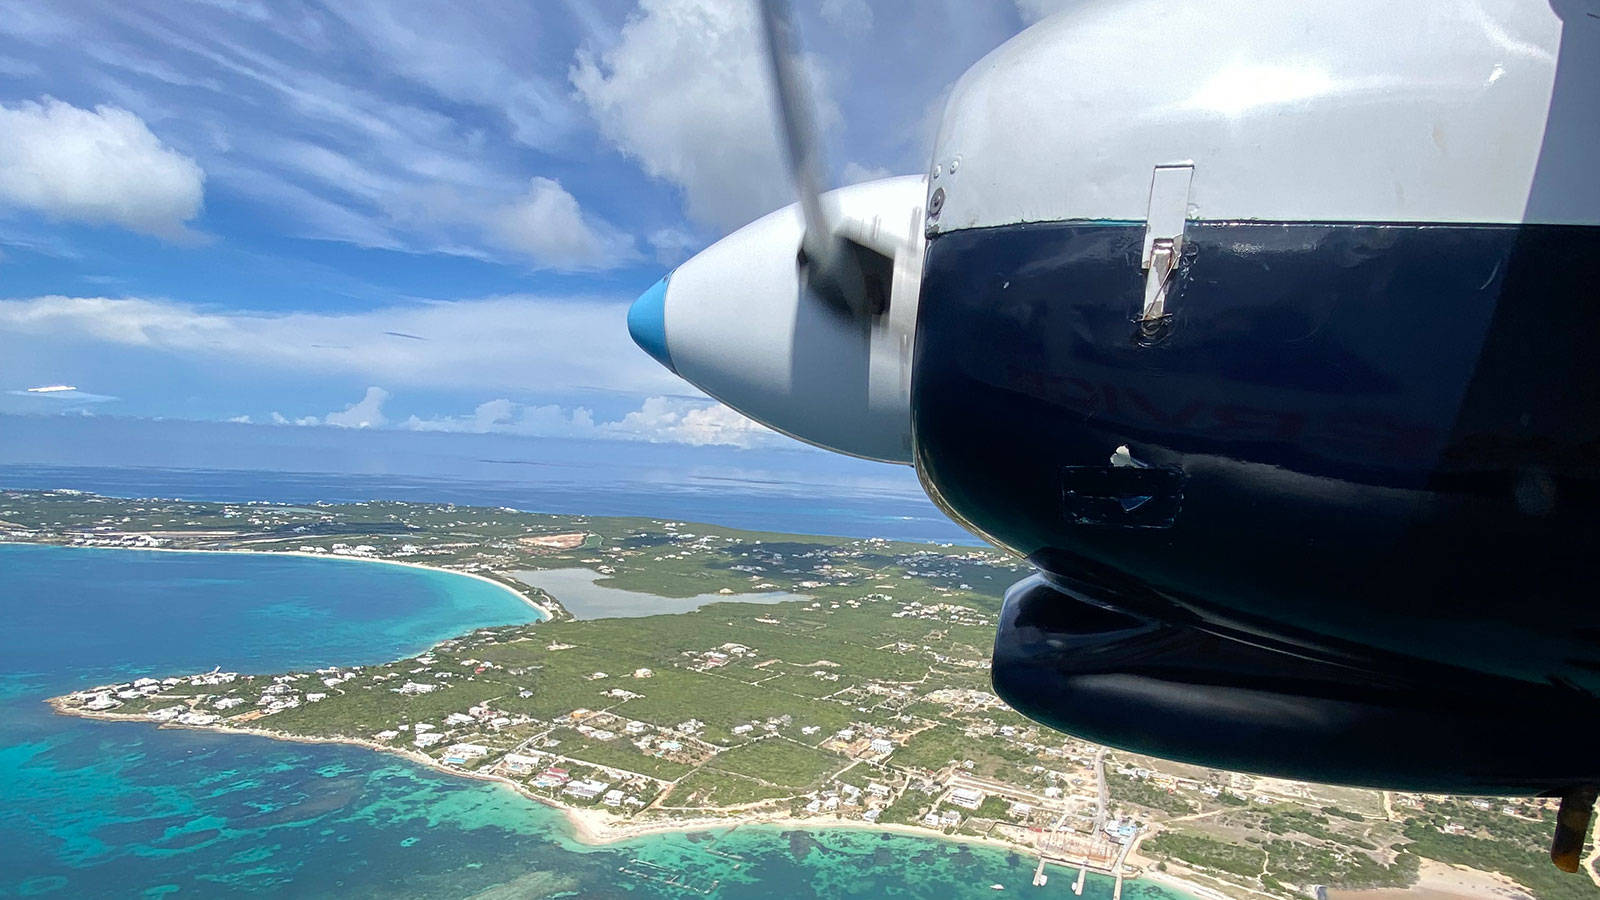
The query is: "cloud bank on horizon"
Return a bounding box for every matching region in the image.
[0,0,1047,449]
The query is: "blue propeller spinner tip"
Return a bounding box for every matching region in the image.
[627,274,675,374]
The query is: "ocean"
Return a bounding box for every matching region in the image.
[0,543,1192,899]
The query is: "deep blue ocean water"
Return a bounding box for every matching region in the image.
[0,543,1190,899]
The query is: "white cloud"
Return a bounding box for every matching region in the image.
[0,97,205,240]
[318,1,579,151]
[645,227,699,266]
[5,386,117,404]
[487,177,639,270]
[0,294,681,396]
[402,398,598,439]
[397,394,782,449]
[321,386,388,428]
[602,395,780,448]
[571,0,841,230]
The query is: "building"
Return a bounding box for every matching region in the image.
[869,738,894,754]
[503,753,539,775]
[603,789,626,807]
[949,788,984,810]
[442,743,490,765]
[533,766,570,788]
[564,779,610,800]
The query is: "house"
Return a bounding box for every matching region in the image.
[869,738,894,754]
[867,783,891,798]
[563,779,610,800]
[503,754,539,775]
[603,789,626,807]
[533,767,571,788]
[949,788,984,810]
[442,743,490,764]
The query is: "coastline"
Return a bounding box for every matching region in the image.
[26,534,1202,897]
[50,700,1188,894]
[0,540,564,621]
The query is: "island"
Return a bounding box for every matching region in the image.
[2,488,1591,900]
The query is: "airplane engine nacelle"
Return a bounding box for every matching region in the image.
[628,176,927,463]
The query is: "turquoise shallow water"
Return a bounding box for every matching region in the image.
[0,544,1193,899]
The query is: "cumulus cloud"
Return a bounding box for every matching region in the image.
[0,97,205,240]
[486,177,639,270]
[320,386,389,428]
[403,397,598,439]
[396,394,782,449]
[602,395,780,447]
[0,293,680,396]
[571,0,841,230]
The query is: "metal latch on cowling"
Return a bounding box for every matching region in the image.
[1139,164,1193,334]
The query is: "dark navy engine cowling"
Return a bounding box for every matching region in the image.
[912,219,1600,793]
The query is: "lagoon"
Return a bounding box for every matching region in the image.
[513,566,810,619]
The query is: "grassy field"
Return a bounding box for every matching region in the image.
[704,737,847,789]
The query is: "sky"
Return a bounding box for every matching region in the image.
[0,0,1063,454]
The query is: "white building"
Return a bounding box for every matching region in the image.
[949,788,984,810]
[564,779,610,800]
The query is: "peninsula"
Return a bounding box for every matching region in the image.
[3,489,1588,900]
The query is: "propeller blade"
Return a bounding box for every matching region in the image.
[756,0,891,318]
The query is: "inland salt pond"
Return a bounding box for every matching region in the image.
[2,543,1193,899]
[514,566,811,619]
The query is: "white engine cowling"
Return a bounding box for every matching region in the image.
[628,175,927,463]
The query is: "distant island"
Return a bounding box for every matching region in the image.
[3,489,1585,900]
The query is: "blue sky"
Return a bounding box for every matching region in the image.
[0,0,1056,451]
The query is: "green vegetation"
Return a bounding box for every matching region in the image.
[973,795,1012,820]
[1261,840,1416,889]
[1402,805,1599,900]
[1107,773,1196,815]
[667,769,793,807]
[1145,831,1266,878]
[704,738,844,790]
